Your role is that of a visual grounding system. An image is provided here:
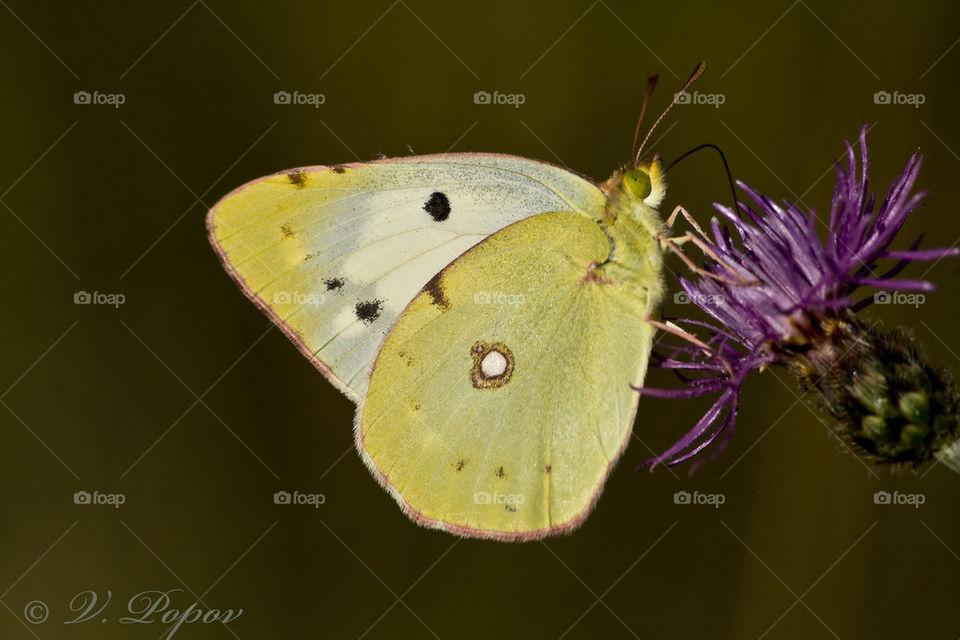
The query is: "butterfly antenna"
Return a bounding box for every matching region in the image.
[630,71,659,164]
[666,143,740,215]
[634,61,707,167]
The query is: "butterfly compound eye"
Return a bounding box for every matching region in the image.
[623,168,652,200]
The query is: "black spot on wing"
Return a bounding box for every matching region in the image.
[355,299,383,324]
[423,191,450,221]
[424,272,449,310]
[455,459,466,471]
[545,464,552,473]
[324,277,345,292]
[280,223,295,238]
[495,466,506,479]
[331,165,347,174]
[287,171,307,188]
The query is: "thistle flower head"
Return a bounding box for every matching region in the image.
[644,126,960,471]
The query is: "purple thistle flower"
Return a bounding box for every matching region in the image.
[642,126,960,472]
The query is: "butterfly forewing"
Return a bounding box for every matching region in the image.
[207,155,605,401]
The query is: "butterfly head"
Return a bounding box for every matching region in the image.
[621,155,665,209]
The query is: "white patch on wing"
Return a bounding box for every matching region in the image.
[480,350,508,378]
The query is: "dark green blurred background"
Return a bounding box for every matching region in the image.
[2,1,959,638]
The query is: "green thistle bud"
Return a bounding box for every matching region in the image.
[778,312,960,467]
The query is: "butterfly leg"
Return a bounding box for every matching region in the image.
[665,205,711,241]
[657,234,752,287]
[644,315,713,350]
[642,314,735,378]
[659,205,757,286]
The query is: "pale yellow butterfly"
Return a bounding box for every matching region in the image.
[208,64,706,540]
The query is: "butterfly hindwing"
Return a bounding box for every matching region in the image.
[359,210,658,540]
[207,155,605,401]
